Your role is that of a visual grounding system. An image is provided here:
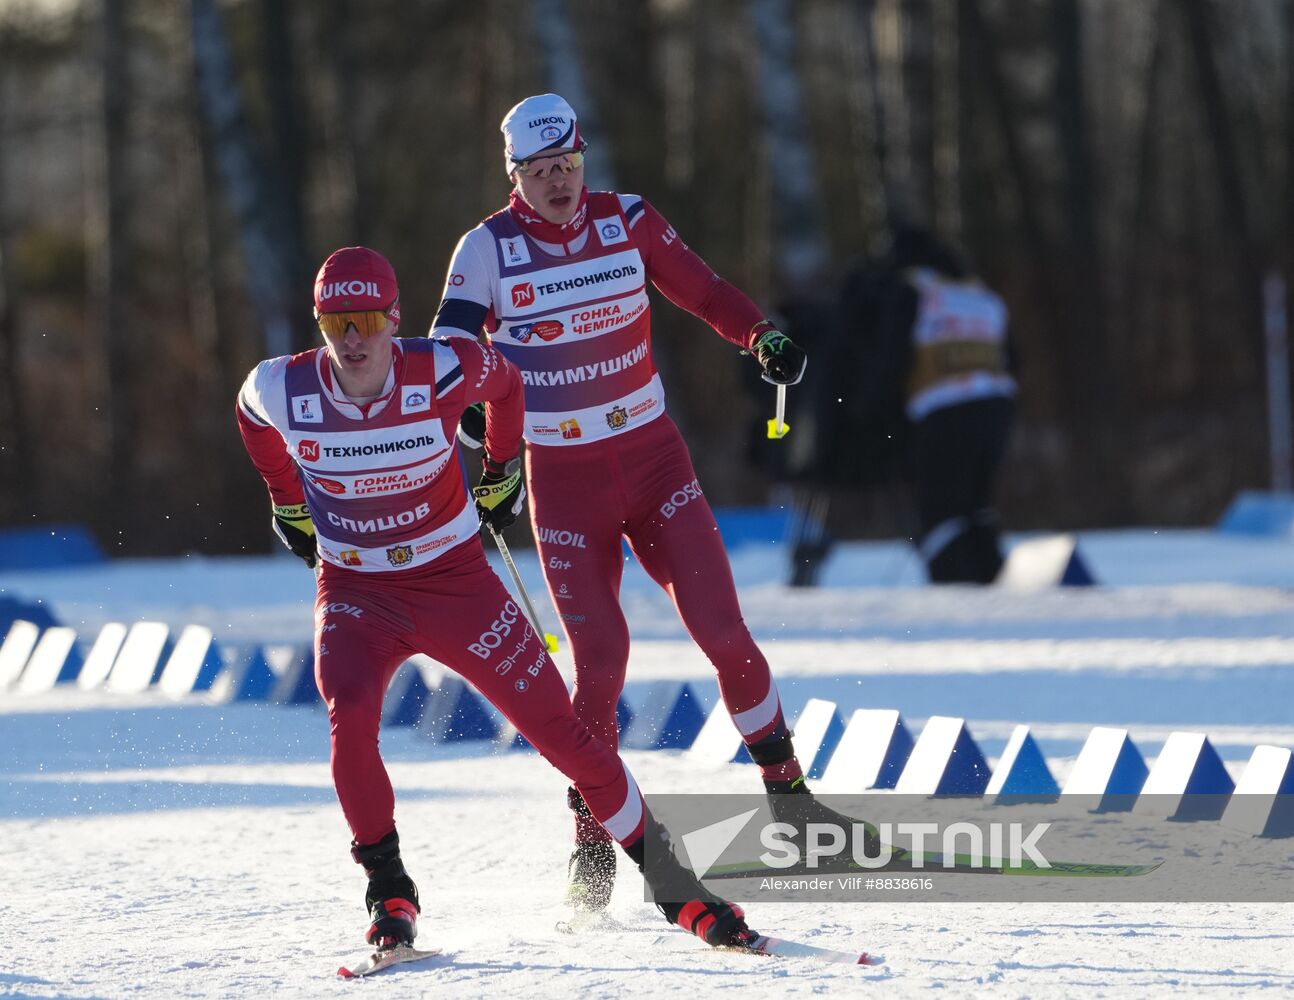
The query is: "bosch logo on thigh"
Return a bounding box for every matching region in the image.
[659,479,703,520]
[493,625,536,676]
[469,600,521,658]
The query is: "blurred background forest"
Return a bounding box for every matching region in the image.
[0,0,1291,556]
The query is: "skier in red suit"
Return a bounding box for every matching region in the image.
[431,94,843,912]
[237,246,759,951]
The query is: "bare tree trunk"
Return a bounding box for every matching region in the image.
[1125,0,1165,351]
[930,0,960,240]
[655,0,696,195]
[528,0,616,193]
[1180,0,1263,363]
[965,0,1048,269]
[854,0,895,225]
[316,0,367,243]
[1286,0,1294,287]
[837,0,886,239]
[190,0,294,359]
[0,23,27,522]
[1051,0,1126,518]
[260,0,311,352]
[748,0,829,295]
[170,0,223,424]
[99,0,136,516]
[901,0,934,227]
[955,0,980,251]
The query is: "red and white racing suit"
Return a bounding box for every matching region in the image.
[236,336,647,850]
[431,190,799,843]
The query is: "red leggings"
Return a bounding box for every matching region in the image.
[313,539,645,849]
[528,416,788,764]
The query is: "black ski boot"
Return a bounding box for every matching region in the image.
[352,829,421,947]
[747,729,882,856]
[628,819,757,949]
[765,777,884,858]
[565,786,617,912]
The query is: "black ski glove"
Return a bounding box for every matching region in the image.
[458,401,485,450]
[471,457,526,533]
[751,323,807,386]
[272,502,317,569]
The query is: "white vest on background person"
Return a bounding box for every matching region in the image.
[904,267,1016,421]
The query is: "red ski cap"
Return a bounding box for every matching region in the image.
[314,247,399,314]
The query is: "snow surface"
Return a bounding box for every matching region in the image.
[3,529,1294,998]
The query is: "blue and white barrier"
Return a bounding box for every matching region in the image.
[1062,726,1148,810]
[791,698,846,780]
[17,627,81,693]
[157,625,224,698]
[382,658,436,727]
[270,644,319,706]
[1216,490,1294,537]
[500,695,632,752]
[1135,731,1234,821]
[622,681,705,751]
[895,716,990,795]
[819,708,914,792]
[418,674,497,742]
[689,702,747,765]
[999,534,1096,588]
[105,622,172,694]
[0,620,40,691]
[986,725,1060,800]
[1221,745,1294,837]
[77,623,129,690]
[6,617,1292,843]
[214,644,279,702]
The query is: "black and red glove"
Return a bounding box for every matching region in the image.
[471,456,525,533]
[272,502,317,569]
[750,323,807,386]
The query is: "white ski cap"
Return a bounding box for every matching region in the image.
[501,93,581,173]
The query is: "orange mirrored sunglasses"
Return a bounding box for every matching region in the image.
[315,302,398,340]
[512,144,587,180]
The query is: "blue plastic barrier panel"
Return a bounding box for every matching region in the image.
[1135,732,1234,821]
[1220,745,1294,838]
[895,716,991,796]
[1062,726,1149,810]
[820,708,915,792]
[986,725,1060,800]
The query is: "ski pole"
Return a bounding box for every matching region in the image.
[766,383,790,439]
[488,525,559,653]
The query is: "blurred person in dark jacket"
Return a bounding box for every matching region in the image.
[841,227,1017,583]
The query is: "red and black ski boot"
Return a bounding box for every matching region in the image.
[352,829,421,947]
[628,819,757,948]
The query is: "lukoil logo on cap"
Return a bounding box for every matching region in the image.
[501,94,580,172]
[313,246,398,313]
[318,280,382,304]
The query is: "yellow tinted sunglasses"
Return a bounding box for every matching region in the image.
[315,303,398,340]
[512,148,586,180]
